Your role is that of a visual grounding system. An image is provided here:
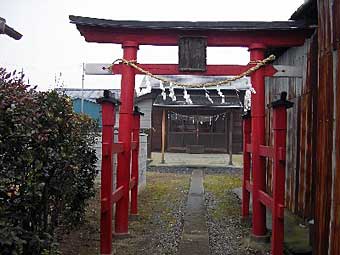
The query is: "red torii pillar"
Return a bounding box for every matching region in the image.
[249,43,267,238]
[115,41,139,236]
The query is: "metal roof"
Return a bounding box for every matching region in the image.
[69,15,310,32]
[56,88,120,102]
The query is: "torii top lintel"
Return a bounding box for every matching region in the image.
[69,15,314,48]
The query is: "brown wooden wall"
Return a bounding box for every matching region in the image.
[265,34,318,219]
[151,107,242,153]
[265,1,340,253]
[151,107,164,152]
[314,0,340,254]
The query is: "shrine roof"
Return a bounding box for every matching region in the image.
[290,0,317,23]
[70,15,311,32]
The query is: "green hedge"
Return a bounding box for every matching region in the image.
[0,68,99,254]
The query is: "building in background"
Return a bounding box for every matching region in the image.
[57,88,120,127]
[135,76,249,154]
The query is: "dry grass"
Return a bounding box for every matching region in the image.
[58,172,190,255]
[204,174,242,219]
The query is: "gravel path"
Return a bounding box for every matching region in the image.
[140,194,187,254]
[205,191,270,255]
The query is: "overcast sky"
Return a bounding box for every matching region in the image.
[0,0,304,91]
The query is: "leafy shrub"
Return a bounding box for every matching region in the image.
[0,68,99,254]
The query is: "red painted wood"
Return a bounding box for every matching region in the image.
[112,185,124,203]
[271,104,288,255]
[258,190,273,209]
[277,204,284,219]
[242,116,252,218]
[129,177,137,190]
[131,141,137,151]
[99,101,116,254]
[111,63,278,77]
[278,146,286,161]
[250,43,267,237]
[245,180,253,193]
[130,114,140,215]
[112,142,124,153]
[115,41,139,235]
[259,145,274,158]
[102,142,111,157]
[79,26,310,47]
[246,143,252,152]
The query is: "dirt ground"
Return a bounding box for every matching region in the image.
[58,172,190,255]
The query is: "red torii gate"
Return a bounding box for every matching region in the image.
[70,16,313,255]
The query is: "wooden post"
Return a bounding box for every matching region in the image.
[249,43,267,237]
[242,110,251,219]
[229,111,233,165]
[98,91,117,255]
[271,92,293,254]
[195,115,199,145]
[115,41,138,236]
[161,109,166,163]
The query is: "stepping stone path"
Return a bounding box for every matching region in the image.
[178,170,210,255]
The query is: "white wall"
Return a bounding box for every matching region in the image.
[136,98,153,129]
[94,132,148,190]
[112,98,153,130]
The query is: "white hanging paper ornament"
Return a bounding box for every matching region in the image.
[160,81,167,100]
[162,92,166,100]
[216,85,225,104]
[183,88,193,104]
[169,82,176,101]
[204,87,214,104]
[243,84,256,112]
[137,75,152,96]
[145,76,151,93]
[136,86,142,97]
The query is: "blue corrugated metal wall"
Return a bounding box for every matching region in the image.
[72,99,101,127]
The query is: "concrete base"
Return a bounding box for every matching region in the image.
[233,187,312,254]
[241,236,271,253]
[129,214,140,221]
[240,216,252,227]
[113,232,130,239]
[250,232,271,243]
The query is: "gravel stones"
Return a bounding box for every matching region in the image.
[205,191,270,255]
[140,197,186,254]
[147,166,242,175]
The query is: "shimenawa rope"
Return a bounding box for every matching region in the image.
[106,54,275,88]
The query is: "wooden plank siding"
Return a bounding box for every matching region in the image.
[317,0,340,254]
[151,107,243,153]
[330,0,340,253]
[264,35,318,219]
[151,107,165,151]
[314,0,337,254]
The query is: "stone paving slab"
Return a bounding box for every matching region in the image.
[178,170,210,255]
[150,152,243,168]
